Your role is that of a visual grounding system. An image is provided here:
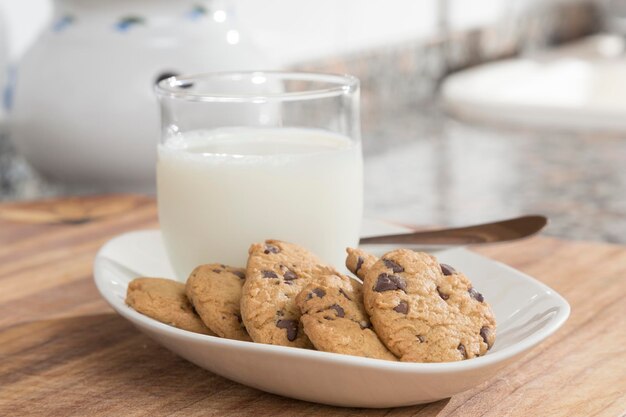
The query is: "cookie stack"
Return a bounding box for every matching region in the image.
[126,239,496,363]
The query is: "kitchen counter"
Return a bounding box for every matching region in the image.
[1,194,624,416]
[362,104,625,244]
[1,104,624,244]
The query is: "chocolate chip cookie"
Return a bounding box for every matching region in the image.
[126,277,214,335]
[296,272,397,361]
[185,264,251,341]
[241,240,332,348]
[361,249,496,362]
[346,247,377,281]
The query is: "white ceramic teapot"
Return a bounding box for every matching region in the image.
[10,0,269,191]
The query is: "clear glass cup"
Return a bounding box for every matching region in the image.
[155,71,363,279]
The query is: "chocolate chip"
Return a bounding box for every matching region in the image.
[374,273,407,292]
[393,301,409,314]
[212,269,221,273]
[437,287,449,300]
[283,269,297,281]
[329,304,345,318]
[276,319,298,341]
[355,256,364,274]
[339,288,352,301]
[469,287,484,302]
[441,264,456,276]
[264,244,280,254]
[417,335,425,343]
[233,271,245,279]
[262,270,278,279]
[458,343,467,359]
[308,288,326,299]
[383,258,404,273]
[480,326,491,348]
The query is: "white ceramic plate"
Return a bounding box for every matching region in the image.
[93,221,570,408]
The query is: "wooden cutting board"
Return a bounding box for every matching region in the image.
[0,194,624,416]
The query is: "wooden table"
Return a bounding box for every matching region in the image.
[0,194,624,417]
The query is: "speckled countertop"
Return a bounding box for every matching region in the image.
[361,104,625,244]
[2,103,624,245]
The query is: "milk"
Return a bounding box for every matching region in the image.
[157,127,363,279]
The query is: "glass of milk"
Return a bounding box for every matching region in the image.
[155,71,363,279]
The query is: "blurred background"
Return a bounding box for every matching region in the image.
[0,0,624,243]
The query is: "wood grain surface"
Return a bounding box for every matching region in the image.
[0,195,624,417]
